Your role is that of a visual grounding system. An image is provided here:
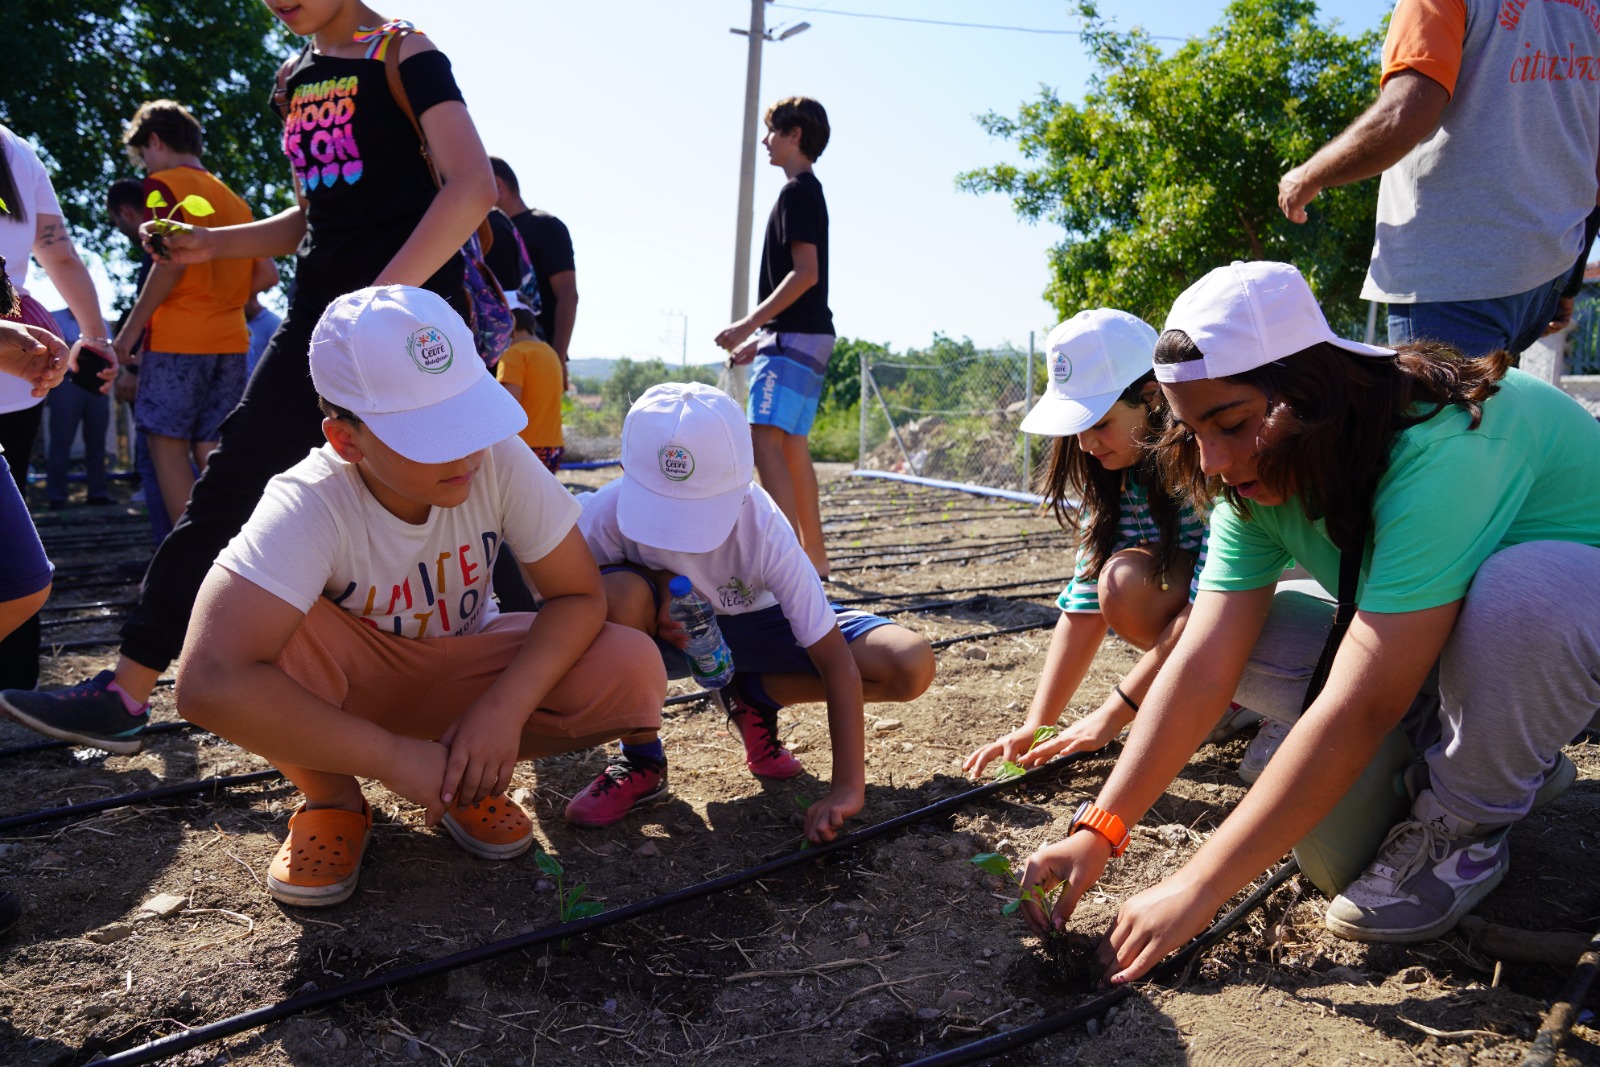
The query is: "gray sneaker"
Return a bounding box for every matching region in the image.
[1324,789,1508,944]
[0,671,150,755]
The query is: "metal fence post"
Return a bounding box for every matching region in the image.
[1023,331,1035,491]
[858,349,868,469]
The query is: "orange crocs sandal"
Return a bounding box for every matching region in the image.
[266,801,373,907]
[441,794,534,860]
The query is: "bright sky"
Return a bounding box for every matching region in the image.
[31,0,1393,363]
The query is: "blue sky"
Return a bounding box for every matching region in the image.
[31,0,1394,363]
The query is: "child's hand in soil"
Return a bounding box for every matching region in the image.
[380,737,449,825]
[804,781,864,843]
[963,723,1041,779]
[1098,870,1222,985]
[139,218,213,263]
[1018,703,1125,767]
[438,700,526,808]
[1019,831,1112,937]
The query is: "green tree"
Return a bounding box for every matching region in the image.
[600,358,718,415]
[960,0,1382,328]
[5,1,296,288]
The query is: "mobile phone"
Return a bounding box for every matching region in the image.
[69,347,113,394]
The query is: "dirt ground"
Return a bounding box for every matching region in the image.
[0,465,1594,1067]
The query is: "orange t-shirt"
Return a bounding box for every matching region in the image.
[1381,0,1469,96]
[495,339,565,449]
[143,167,254,354]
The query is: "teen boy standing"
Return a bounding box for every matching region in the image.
[714,97,835,578]
[176,286,665,907]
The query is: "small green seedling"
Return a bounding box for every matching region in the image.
[534,849,603,926]
[144,189,215,258]
[971,851,1057,917]
[992,725,1060,782]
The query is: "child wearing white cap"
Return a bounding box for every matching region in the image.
[567,382,936,843]
[963,309,1258,781]
[1019,261,1600,977]
[174,286,666,907]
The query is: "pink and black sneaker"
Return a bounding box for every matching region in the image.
[564,753,670,827]
[713,686,803,780]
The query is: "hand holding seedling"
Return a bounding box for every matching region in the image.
[378,737,449,826]
[1020,703,1132,767]
[139,190,217,263]
[804,780,864,843]
[970,851,1058,918]
[964,724,1059,780]
[1018,830,1113,938]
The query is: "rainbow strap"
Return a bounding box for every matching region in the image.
[354,19,423,61]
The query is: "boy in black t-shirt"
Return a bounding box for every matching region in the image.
[715,97,835,579]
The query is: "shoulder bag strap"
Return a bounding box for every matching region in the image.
[271,44,313,122]
[1299,547,1361,713]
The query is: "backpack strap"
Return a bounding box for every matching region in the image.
[271,44,313,122]
[377,25,494,251]
[1299,547,1361,713]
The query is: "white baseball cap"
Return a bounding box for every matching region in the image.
[617,382,753,553]
[309,285,527,462]
[1019,308,1159,436]
[1157,261,1393,383]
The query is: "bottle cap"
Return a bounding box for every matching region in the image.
[668,575,692,597]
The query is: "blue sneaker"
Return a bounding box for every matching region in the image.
[0,671,150,755]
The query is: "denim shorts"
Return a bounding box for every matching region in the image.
[135,351,248,442]
[747,331,836,436]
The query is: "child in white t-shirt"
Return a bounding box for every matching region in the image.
[567,382,936,843]
[176,286,666,907]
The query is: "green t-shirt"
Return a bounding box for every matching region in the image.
[1199,369,1600,613]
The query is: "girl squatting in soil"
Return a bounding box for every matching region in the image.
[1021,261,1600,982]
[964,310,1256,781]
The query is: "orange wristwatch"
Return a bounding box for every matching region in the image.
[1069,801,1130,857]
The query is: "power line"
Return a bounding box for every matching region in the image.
[769,3,1188,42]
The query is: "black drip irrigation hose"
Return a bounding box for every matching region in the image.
[0,769,283,832]
[1520,921,1600,1067]
[901,859,1301,1067]
[93,752,1100,1067]
[828,576,1067,607]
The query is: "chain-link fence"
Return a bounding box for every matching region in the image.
[856,342,1045,494]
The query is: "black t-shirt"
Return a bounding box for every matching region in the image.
[279,46,465,315]
[508,209,575,345]
[758,171,832,335]
[483,209,522,294]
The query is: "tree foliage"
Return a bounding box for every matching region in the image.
[960,0,1382,329]
[4,1,296,283]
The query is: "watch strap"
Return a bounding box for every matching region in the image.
[1070,801,1131,857]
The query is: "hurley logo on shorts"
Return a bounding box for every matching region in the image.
[1052,350,1073,384]
[406,326,453,374]
[658,444,695,481]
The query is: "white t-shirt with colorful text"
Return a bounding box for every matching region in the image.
[216,437,579,638]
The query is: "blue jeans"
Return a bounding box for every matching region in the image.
[1386,273,1568,358]
[46,382,109,502]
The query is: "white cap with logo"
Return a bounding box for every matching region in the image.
[1157,261,1394,383]
[1019,308,1159,437]
[617,382,753,553]
[309,285,527,462]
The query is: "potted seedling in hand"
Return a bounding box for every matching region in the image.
[144,189,214,258]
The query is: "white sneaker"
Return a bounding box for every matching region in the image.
[1238,719,1292,784]
[1205,703,1262,745]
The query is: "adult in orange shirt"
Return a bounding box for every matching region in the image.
[114,100,261,524]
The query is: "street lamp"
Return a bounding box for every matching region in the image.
[724,1,811,400]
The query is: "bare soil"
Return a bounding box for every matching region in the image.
[0,467,1594,1066]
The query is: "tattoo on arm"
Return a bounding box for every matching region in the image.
[35,221,67,250]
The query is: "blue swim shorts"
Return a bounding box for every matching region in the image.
[746,331,836,437]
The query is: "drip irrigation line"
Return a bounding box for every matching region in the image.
[827,534,1040,566]
[43,636,119,652]
[42,597,137,614]
[828,576,1067,607]
[903,859,1302,1067]
[850,469,1053,507]
[831,541,1042,575]
[92,751,1097,1067]
[1520,920,1600,1067]
[930,620,1055,649]
[0,769,283,832]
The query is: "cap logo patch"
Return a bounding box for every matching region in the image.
[406,326,453,374]
[658,444,695,481]
[1052,351,1073,384]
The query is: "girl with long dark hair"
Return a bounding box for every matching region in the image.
[1018,262,1598,982]
[964,309,1250,778]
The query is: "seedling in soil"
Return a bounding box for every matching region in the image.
[993,725,1059,782]
[971,850,1059,917]
[144,189,215,258]
[533,848,603,942]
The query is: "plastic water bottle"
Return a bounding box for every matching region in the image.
[667,575,735,688]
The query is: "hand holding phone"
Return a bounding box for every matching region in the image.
[69,344,113,394]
